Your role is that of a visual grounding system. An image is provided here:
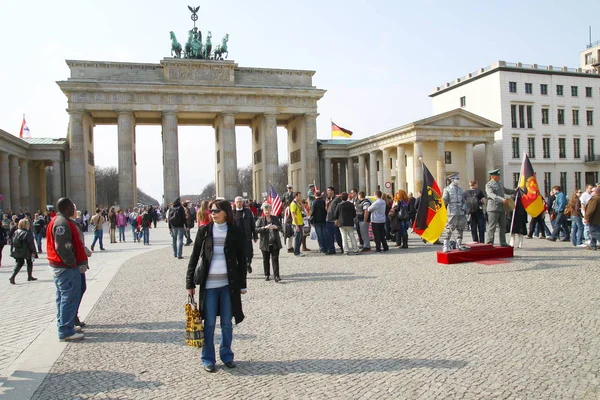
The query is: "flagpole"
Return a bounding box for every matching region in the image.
[510,151,527,236]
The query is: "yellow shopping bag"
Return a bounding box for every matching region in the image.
[185,295,204,348]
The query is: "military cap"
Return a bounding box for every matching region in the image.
[308,183,315,188]
[286,184,293,188]
[448,173,460,180]
[488,169,500,176]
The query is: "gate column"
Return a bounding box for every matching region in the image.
[162,112,180,204]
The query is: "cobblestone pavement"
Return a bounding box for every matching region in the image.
[11,233,600,399]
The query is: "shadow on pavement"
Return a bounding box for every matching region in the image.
[281,272,375,283]
[233,357,468,375]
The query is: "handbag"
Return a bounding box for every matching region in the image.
[397,205,409,221]
[309,226,317,241]
[185,295,204,348]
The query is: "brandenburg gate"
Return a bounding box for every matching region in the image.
[57,58,325,211]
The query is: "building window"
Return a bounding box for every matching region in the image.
[376,161,380,171]
[526,105,533,128]
[543,137,551,158]
[560,172,567,194]
[511,105,517,128]
[445,151,452,164]
[556,85,564,96]
[460,96,466,107]
[541,108,549,124]
[586,87,593,97]
[525,83,532,94]
[509,82,517,93]
[528,137,536,158]
[290,149,301,164]
[571,86,578,97]
[540,84,548,95]
[216,150,220,164]
[587,110,594,126]
[575,172,582,190]
[588,138,595,159]
[573,109,580,125]
[558,138,566,158]
[519,105,525,128]
[574,138,581,158]
[253,149,262,164]
[585,53,593,64]
[512,137,520,158]
[544,172,552,198]
[513,173,520,189]
[557,109,565,125]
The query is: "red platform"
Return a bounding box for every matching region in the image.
[436,243,513,264]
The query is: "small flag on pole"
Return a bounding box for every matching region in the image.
[517,152,544,218]
[331,121,353,138]
[19,115,31,139]
[413,161,447,243]
[267,183,283,216]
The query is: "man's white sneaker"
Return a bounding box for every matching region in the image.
[295,253,305,257]
[75,326,84,333]
[577,244,588,247]
[60,332,84,342]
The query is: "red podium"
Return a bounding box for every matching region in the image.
[436,243,513,265]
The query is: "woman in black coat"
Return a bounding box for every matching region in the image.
[9,218,38,284]
[186,199,247,373]
[255,203,283,282]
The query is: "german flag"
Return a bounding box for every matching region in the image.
[518,152,544,218]
[331,121,353,138]
[413,162,447,243]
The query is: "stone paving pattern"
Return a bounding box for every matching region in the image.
[26,236,600,399]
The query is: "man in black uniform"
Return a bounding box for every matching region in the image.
[234,196,257,273]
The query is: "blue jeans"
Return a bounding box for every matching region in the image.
[34,232,43,252]
[53,267,82,339]
[202,285,234,366]
[131,225,138,241]
[326,221,343,253]
[171,227,184,257]
[91,229,104,249]
[550,213,569,240]
[118,226,126,241]
[294,227,302,255]
[589,224,600,249]
[570,216,584,245]
[313,222,328,252]
[143,227,150,244]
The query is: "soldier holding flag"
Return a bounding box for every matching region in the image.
[485,169,516,247]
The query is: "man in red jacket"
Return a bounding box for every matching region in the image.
[46,197,88,341]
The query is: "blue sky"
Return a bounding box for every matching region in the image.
[1,0,599,201]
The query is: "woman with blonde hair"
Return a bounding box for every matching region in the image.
[390,189,412,248]
[196,200,211,227]
[9,219,38,284]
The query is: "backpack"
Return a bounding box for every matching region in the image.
[0,228,7,246]
[12,230,25,249]
[359,199,372,222]
[465,191,480,214]
[129,214,138,227]
[169,207,184,227]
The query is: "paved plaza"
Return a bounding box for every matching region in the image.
[1,225,600,399]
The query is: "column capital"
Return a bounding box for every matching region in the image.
[162,111,178,117]
[263,112,278,117]
[117,110,134,116]
[221,112,236,117]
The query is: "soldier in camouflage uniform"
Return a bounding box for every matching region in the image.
[442,173,469,252]
[485,169,516,247]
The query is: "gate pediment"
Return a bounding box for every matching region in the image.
[161,59,235,85]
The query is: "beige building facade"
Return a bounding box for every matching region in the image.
[318,109,501,194]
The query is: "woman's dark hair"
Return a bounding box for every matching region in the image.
[209,199,234,224]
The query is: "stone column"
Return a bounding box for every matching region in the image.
[303,114,319,195]
[0,152,11,211]
[332,160,339,190]
[396,145,406,192]
[39,164,47,211]
[413,141,423,192]
[485,141,494,173]
[382,148,391,190]
[52,160,62,205]
[436,140,446,186]
[346,158,355,192]
[19,159,30,212]
[117,112,136,209]
[465,142,475,184]
[323,157,332,188]
[358,154,366,192]
[369,150,378,194]
[9,155,20,212]
[263,113,278,193]
[222,113,238,200]
[162,112,180,204]
[68,111,86,212]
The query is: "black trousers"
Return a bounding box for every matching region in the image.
[261,247,280,278]
[12,257,33,278]
[245,240,254,267]
[371,223,389,251]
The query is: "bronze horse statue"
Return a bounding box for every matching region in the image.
[170,31,182,58]
[213,34,229,60]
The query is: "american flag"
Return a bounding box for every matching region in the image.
[267,183,283,216]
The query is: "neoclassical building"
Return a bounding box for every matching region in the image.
[0,129,68,213]
[318,109,502,194]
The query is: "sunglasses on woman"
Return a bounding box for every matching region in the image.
[210,209,222,214]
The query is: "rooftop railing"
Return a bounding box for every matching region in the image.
[586,40,600,49]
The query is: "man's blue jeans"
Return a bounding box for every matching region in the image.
[118,226,126,241]
[131,225,137,241]
[171,227,184,257]
[34,232,43,252]
[313,222,328,252]
[53,267,82,339]
[202,285,234,366]
[571,216,584,246]
[143,227,150,244]
[91,229,104,249]
[550,213,569,240]
[293,227,302,255]
[326,221,342,253]
[589,224,600,249]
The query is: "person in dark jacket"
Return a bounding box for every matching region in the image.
[325,187,343,254]
[0,224,7,268]
[334,192,358,254]
[32,213,46,253]
[186,199,247,373]
[9,218,38,284]
[168,198,187,259]
[255,203,283,282]
[310,191,328,253]
[233,196,257,273]
[507,191,528,249]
